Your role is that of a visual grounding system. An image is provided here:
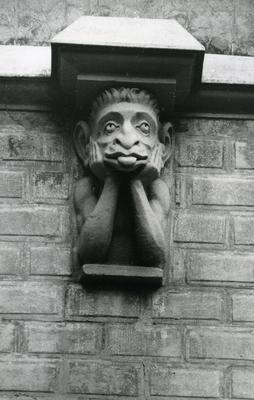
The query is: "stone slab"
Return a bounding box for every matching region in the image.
[52,16,204,51]
[81,264,163,287]
[0,46,51,78]
[203,54,254,85]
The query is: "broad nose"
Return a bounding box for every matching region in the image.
[114,123,140,149]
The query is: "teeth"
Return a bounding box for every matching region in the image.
[118,156,137,166]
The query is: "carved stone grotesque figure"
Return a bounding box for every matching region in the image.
[73,87,172,270]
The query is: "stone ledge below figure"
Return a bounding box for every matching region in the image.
[81,264,163,288]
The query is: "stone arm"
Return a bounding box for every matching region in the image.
[130,178,170,267]
[74,175,119,264]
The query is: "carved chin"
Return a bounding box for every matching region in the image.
[105,155,147,172]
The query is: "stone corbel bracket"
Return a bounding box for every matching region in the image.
[50,16,205,288]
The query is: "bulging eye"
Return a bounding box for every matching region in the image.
[137,121,150,135]
[104,121,119,134]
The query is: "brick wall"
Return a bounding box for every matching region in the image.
[0,110,254,399]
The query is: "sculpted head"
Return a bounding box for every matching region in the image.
[74,87,172,179]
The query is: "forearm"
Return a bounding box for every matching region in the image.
[78,176,119,263]
[130,179,166,266]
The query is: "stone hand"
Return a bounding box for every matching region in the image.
[89,140,107,181]
[136,143,164,185]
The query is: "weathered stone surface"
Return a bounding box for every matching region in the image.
[234,215,254,244]
[174,212,225,243]
[33,171,69,200]
[176,138,224,168]
[0,206,64,236]
[152,290,223,320]
[188,327,254,360]
[0,171,23,198]
[30,246,71,275]
[193,177,254,206]
[0,359,58,391]
[232,294,254,322]
[0,282,63,315]
[0,244,21,275]
[108,323,181,357]
[26,322,102,354]
[67,361,139,395]
[235,141,254,169]
[1,0,253,56]
[0,322,15,352]
[66,284,140,318]
[232,368,254,399]
[188,251,254,283]
[0,131,63,162]
[150,365,221,397]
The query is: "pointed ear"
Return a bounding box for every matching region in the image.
[160,121,173,164]
[73,121,90,167]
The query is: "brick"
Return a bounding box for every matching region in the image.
[188,327,254,360]
[26,322,102,354]
[0,323,15,352]
[235,141,254,169]
[193,176,254,205]
[188,251,254,283]
[33,171,69,199]
[174,212,225,243]
[0,243,21,275]
[150,365,221,397]
[0,206,63,236]
[108,324,181,357]
[176,138,224,168]
[0,282,63,315]
[0,171,23,198]
[0,359,58,391]
[0,131,63,161]
[30,246,71,276]
[234,215,254,244]
[66,284,140,318]
[152,290,223,320]
[67,361,139,395]
[232,368,254,399]
[232,294,254,322]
